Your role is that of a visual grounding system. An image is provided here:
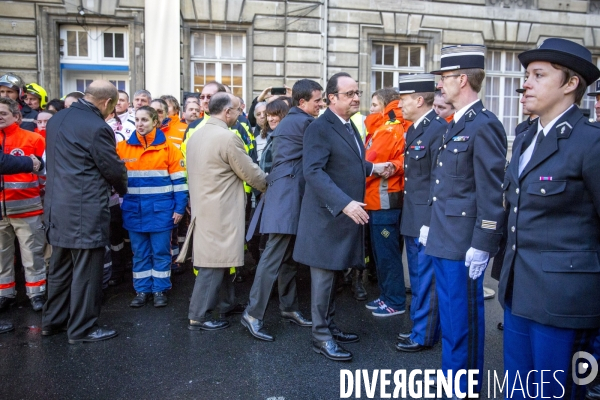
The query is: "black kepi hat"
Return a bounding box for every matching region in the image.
[518,38,600,85]
[398,74,436,94]
[432,45,486,75]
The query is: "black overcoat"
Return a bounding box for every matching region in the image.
[44,101,127,249]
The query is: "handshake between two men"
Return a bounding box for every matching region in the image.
[343,161,395,225]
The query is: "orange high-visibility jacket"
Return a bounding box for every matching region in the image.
[0,122,45,218]
[163,114,188,149]
[364,102,406,211]
[116,128,188,233]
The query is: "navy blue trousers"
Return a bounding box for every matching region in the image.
[369,209,406,310]
[129,230,172,293]
[405,236,440,346]
[433,256,485,394]
[504,306,596,399]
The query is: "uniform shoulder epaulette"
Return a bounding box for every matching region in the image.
[584,120,600,130]
[479,108,492,119]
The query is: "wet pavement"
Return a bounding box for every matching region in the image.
[0,259,504,400]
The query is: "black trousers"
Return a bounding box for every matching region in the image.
[42,246,105,339]
[246,233,299,320]
[188,267,235,321]
[310,266,338,342]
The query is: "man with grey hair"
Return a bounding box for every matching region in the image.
[133,89,151,111]
[42,80,128,344]
[186,93,267,331]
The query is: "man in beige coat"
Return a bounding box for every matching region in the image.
[187,93,267,331]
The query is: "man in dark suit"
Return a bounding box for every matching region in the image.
[42,80,127,344]
[0,141,41,334]
[498,38,600,399]
[426,45,507,395]
[293,72,390,361]
[241,79,323,341]
[396,74,446,353]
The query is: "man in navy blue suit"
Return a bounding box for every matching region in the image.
[498,38,600,400]
[426,45,507,396]
[396,74,446,353]
[293,72,390,361]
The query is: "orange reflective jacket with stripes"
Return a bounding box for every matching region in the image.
[116,128,189,233]
[0,123,45,218]
[163,114,188,149]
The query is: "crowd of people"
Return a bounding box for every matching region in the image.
[2,36,600,399]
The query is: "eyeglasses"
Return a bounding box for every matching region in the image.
[439,74,465,82]
[199,95,211,100]
[333,90,363,98]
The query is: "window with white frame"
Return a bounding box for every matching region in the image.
[371,43,425,90]
[581,57,600,122]
[191,32,246,97]
[485,50,524,138]
[60,25,128,64]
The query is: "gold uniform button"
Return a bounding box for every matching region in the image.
[541,188,546,194]
[511,226,515,232]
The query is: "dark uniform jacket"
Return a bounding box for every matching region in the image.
[260,107,313,235]
[44,101,128,249]
[20,103,38,132]
[498,106,600,329]
[515,116,538,137]
[293,108,373,270]
[425,100,507,260]
[400,109,446,238]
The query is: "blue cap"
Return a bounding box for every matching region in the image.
[519,38,600,85]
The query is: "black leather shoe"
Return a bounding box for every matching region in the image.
[240,311,274,341]
[313,339,352,361]
[587,382,600,399]
[351,269,367,301]
[30,295,45,312]
[188,319,230,331]
[397,331,411,341]
[395,337,431,352]
[0,296,16,310]
[219,303,247,318]
[331,328,359,344]
[129,292,151,308]
[0,321,14,334]
[153,292,168,308]
[42,325,68,336]
[281,311,312,327]
[68,328,118,344]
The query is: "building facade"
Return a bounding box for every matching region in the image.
[3,0,600,138]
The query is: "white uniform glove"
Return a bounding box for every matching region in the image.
[465,247,490,280]
[418,225,429,246]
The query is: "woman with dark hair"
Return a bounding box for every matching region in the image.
[46,99,64,113]
[259,99,289,173]
[116,106,188,308]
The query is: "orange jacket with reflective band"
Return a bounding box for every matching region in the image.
[163,114,187,149]
[364,102,406,211]
[116,128,189,233]
[1,123,45,218]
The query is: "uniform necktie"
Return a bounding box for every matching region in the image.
[532,130,545,155]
